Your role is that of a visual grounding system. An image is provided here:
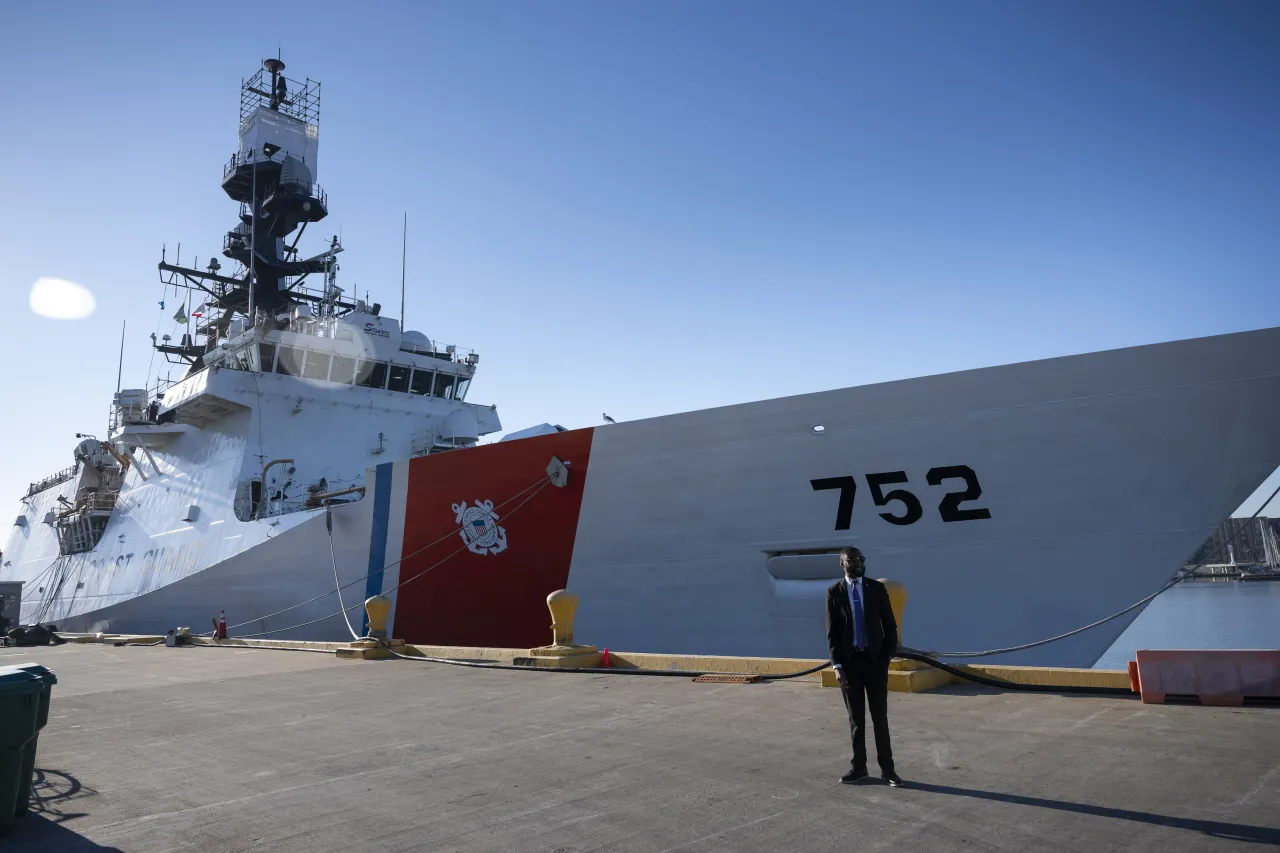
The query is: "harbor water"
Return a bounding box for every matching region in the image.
[1094,580,1280,669]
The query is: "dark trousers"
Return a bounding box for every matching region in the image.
[840,651,894,773]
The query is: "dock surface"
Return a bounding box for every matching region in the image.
[3,644,1277,852]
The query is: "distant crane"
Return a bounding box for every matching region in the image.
[602,413,616,424]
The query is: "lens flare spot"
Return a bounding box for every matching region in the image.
[29,277,97,320]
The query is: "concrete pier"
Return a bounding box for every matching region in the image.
[3,644,1277,852]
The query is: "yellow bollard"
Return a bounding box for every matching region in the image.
[364,594,392,639]
[526,589,602,668]
[547,589,580,647]
[878,578,907,645]
[335,594,405,659]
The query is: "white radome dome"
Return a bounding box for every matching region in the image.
[402,330,430,346]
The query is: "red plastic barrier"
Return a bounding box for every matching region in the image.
[1134,649,1280,706]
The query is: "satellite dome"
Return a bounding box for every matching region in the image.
[400,330,432,353]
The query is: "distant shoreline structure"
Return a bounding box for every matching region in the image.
[1180,517,1280,580]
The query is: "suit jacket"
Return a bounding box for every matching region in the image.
[826,577,899,668]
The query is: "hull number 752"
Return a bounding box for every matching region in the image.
[810,466,991,530]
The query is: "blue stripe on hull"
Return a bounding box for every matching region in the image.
[362,462,394,634]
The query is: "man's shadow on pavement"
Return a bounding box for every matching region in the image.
[909,781,1280,846]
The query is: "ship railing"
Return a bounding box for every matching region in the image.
[109,378,178,434]
[109,403,149,436]
[223,230,248,256]
[80,491,119,514]
[263,178,327,211]
[222,150,317,185]
[277,278,345,307]
[398,338,477,364]
[238,67,320,127]
[222,151,264,180]
[54,490,119,518]
[25,465,79,499]
[269,314,475,366]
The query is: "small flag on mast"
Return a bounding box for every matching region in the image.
[192,302,205,319]
[173,304,187,325]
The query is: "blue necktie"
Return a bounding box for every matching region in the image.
[852,582,867,650]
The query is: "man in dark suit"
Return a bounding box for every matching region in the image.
[827,546,904,786]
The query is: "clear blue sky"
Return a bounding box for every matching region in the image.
[1,1,1278,514]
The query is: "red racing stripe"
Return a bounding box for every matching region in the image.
[394,428,596,648]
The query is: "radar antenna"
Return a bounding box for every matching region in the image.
[248,57,292,111]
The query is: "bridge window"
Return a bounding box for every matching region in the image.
[258,343,277,372]
[387,364,411,393]
[330,355,357,384]
[358,361,387,389]
[433,372,456,400]
[454,378,471,401]
[276,346,304,376]
[304,351,331,382]
[409,368,433,395]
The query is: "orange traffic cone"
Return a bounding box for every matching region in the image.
[216,610,228,639]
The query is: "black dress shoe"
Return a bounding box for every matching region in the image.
[840,768,869,784]
[882,771,905,787]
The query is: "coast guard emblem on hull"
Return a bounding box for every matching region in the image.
[452,499,507,556]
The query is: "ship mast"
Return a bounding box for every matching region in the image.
[154,56,355,368]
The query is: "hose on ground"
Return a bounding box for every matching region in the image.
[378,643,1131,694]
[108,634,1135,694]
[759,661,832,681]
[372,639,830,680]
[894,650,1132,696]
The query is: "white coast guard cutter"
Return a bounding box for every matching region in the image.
[5,58,1280,667]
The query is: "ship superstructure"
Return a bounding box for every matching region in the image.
[4,58,499,630]
[129,57,498,530]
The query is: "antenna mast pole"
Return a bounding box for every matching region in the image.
[400,212,407,328]
[249,160,257,328]
[116,319,126,393]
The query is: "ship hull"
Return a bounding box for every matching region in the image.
[7,327,1280,666]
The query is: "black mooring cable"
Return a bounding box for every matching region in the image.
[896,651,1133,696]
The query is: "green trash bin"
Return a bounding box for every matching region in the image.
[0,669,41,836]
[9,663,56,817]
